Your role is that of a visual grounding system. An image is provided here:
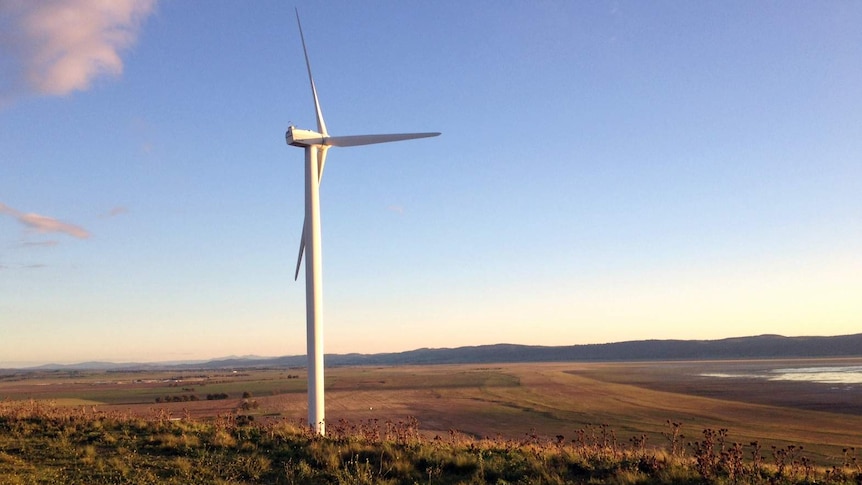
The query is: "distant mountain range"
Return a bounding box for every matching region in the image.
[14,333,862,371]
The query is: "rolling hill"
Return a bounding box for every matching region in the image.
[21,333,861,371]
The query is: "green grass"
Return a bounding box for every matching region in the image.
[0,369,306,405]
[2,400,861,484]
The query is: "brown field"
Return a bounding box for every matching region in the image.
[2,359,861,464]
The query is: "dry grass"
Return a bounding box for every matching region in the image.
[2,400,861,484]
[3,360,862,467]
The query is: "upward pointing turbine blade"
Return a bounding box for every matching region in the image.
[325,132,440,147]
[295,8,327,136]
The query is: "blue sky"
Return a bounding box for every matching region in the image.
[1,1,860,367]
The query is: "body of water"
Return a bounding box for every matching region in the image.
[701,365,862,385]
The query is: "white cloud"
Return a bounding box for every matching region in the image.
[0,0,156,97]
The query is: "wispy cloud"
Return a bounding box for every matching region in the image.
[387,205,405,215]
[101,206,128,218]
[0,0,156,97]
[19,213,90,239]
[0,262,48,270]
[0,202,90,239]
[21,240,60,247]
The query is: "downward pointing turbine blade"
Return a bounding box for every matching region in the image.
[325,132,440,147]
[295,9,327,136]
[294,223,306,281]
[316,145,329,180]
[293,147,328,281]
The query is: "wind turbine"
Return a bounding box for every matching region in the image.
[286,11,439,435]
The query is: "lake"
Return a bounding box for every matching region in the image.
[702,365,862,385]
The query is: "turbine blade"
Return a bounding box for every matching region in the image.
[295,9,328,136]
[295,147,326,282]
[294,221,306,281]
[317,146,329,181]
[325,132,440,147]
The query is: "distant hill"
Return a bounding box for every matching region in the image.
[18,334,862,370]
[18,333,861,371]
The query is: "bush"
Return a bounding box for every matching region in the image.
[238,400,259,411]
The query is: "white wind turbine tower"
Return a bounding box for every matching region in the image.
[286,11,439,435]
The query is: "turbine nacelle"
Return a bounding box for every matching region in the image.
[286,125,325,147]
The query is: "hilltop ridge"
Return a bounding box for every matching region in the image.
[14,333,862,371]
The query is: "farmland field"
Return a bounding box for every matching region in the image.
[2,359,861,464]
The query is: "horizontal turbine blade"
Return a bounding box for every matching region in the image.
[325,132,440,147]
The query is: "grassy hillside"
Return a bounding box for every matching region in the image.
[2,400,861,484]
[3,363,862,460]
